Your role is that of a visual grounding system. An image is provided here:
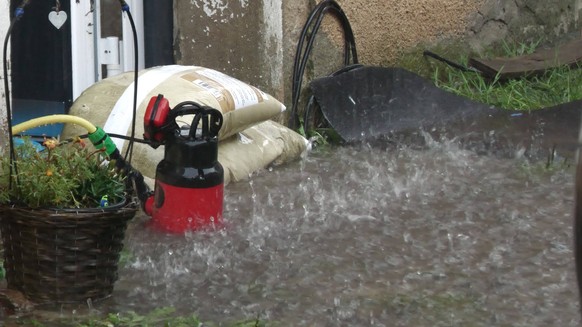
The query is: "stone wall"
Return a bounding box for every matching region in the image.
[467,0,582,52]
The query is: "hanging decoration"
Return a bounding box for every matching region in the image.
[48,0,67,29]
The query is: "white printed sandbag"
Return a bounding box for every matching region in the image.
[61,65,286,151]
[60,65,308,185]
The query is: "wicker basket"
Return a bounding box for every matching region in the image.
[0,200,137,304]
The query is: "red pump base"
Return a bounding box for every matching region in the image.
[145,181,224,233]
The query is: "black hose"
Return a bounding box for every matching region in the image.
[422,50,481,74]
[3,1,31,190]
[74,133,151,145]
[165,101,224,139]
[118,1,140,165]
[106,133,150,144]
[291,1,357,129]
[289,0,358,131]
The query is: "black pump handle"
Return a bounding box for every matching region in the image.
[166,101,223,138]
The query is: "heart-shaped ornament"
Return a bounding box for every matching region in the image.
[48,11,67,29]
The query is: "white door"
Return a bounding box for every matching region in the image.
[70,0,144,100]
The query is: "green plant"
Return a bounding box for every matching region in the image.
[500,37,542,57]
[79,307,202,327]
[0,137,126,209]
[13,307,267,327]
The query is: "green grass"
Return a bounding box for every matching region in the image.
[9,307,267,327]
[398,38,582,110]
[433,58,582,110]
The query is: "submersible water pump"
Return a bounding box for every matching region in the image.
[143,94,224,233]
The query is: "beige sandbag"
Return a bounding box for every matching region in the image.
[62,65,285,151]
[60,65,307,186]
[220,120,310,184]
[129,120,309,187]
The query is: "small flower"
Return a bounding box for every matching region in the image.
[42,137,59,150]
[73,136,86,148]
[46,169,53,176]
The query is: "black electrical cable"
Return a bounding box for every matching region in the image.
[165,101,224,139]
[289,0,358,131]
[292,1,332,130]
[107,133,151,144]
[292,2,350,129]
[101,1,151,209]
[291,1,358,116]
[71,133,151,145]
[118,1,139,165]
[422,50,481,74]
[292,0,357,91]
[3,0,31,191]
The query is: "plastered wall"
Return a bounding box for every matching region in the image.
[314,0,482,65]
[318,0,582,65]
[174,0,282,98]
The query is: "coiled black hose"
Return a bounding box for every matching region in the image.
[289,0,358,131]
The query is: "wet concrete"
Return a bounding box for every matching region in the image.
[1,130,579,326]
[110,137,578,326]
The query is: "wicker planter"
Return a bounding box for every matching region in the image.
[0,200,137,304]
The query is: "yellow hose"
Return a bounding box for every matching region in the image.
[12,114,97,135]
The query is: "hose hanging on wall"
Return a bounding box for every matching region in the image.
[289,0,358,133]
[117,0,140,164]
[2,0,31,189]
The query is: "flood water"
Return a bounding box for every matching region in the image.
[5,133,580,326]
[113,134,579,326]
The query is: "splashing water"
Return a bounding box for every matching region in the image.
[110,136,579,326]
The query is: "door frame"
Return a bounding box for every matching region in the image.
[70,0,144,100]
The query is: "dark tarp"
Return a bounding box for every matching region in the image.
[310,65,581,160]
